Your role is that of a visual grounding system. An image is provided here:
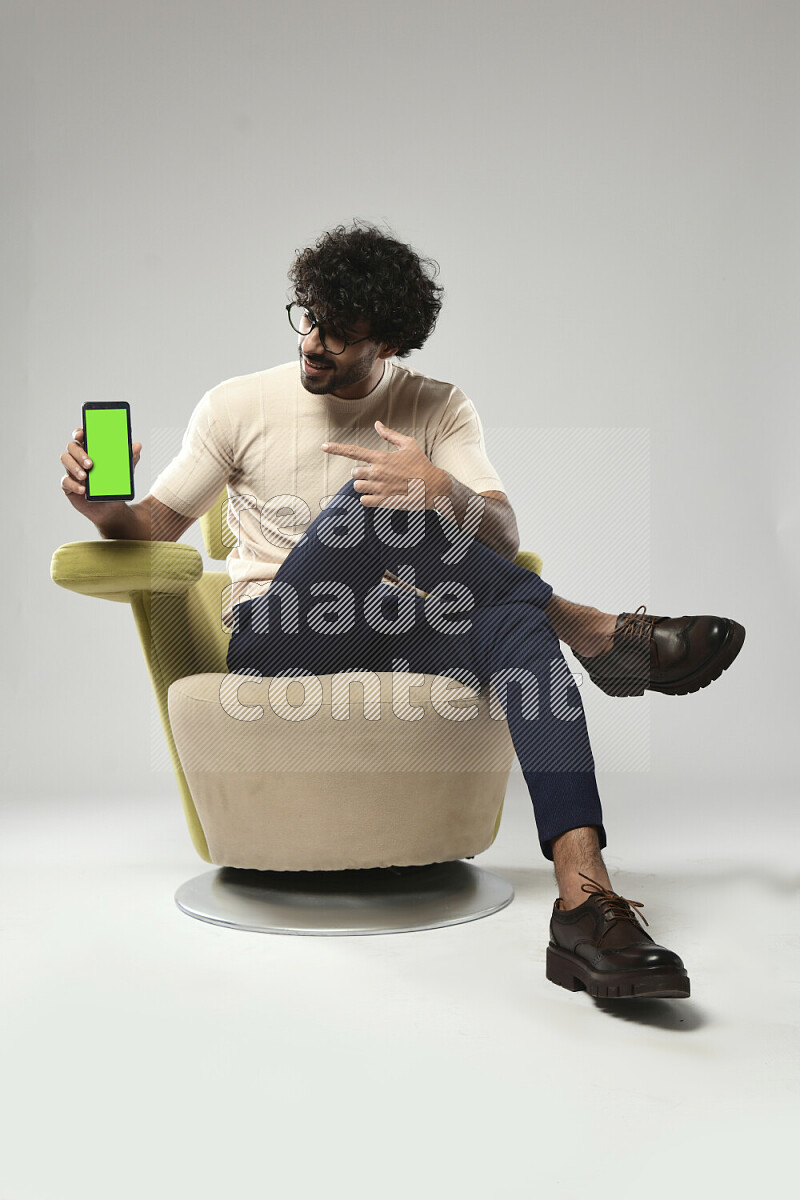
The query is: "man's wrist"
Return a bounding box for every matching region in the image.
[95,502,136,540]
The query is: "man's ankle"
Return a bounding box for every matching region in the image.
[545,597,616,656]
[557,889,594,911]
[552,825,612,909]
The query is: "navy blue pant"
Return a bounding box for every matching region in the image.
[226,478,606,861]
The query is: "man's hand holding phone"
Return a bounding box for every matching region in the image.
[60,426,142,527]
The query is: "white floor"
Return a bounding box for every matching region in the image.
[1,772,798,1200]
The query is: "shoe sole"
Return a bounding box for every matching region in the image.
[546,944,691,999]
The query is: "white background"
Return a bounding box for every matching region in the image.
[6,0,795,797]
[2,4,798,1197]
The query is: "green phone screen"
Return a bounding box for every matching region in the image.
[84,407,133,497]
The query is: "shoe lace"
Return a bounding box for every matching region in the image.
[611,605,656,645]
[577,871,649,929]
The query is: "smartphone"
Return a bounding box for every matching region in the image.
[81,402,135,502]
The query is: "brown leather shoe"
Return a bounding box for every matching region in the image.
[546,872,691,999]
[573,606,746,697]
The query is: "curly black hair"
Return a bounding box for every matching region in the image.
[288,220,444,358]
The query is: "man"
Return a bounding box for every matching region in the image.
[60,220,745,1000]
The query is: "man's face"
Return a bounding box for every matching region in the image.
[297,310,382,395]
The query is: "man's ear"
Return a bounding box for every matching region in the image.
[378,342,400,360]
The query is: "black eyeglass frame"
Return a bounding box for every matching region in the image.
[286,302,374,355]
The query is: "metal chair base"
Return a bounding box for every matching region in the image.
[174,860,514,936]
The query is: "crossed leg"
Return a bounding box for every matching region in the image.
[226,479,613,902]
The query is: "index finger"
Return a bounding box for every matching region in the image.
[321,441,381,462]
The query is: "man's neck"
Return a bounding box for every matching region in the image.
[331,360,387,401]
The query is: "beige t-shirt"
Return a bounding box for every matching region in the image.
[149,358,506,628]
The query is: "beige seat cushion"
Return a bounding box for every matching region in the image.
[168,671,516,871]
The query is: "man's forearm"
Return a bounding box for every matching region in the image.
[93,495,191,542]
[432,470,520,562]
[95,502,150,541]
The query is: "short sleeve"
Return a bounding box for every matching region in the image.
[429,389,506,494]
[149,389,234,519]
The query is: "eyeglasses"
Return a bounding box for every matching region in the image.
[286,302,372,356]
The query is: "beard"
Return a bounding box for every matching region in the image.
[298,343,377,395]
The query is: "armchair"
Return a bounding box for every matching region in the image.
[51,490,544,935]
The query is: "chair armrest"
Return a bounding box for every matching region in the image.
[515,549,543,576]
[50,539,540,604]
[50,540,204,603]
